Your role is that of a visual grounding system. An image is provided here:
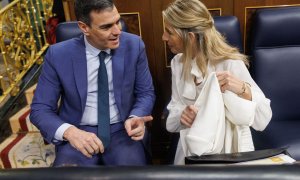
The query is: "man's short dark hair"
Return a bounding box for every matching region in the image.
[75,0,114,26]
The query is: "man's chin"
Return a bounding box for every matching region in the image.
[109,42,120,49]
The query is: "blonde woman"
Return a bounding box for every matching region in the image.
[163,0,272,164]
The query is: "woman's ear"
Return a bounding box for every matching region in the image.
[78,21,90,36]
[188,32,197,43]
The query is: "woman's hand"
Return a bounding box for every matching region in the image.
[216,71,244,93]
[216,71,252,100]
[180,105,198,128]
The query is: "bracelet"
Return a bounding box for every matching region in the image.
[238,82,251,96]
[237,82,246,96]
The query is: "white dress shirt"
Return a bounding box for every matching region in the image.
[54,36,120,141]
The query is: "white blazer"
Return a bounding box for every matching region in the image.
[166,54,272,165]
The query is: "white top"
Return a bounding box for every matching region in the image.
[167,53,272,133]
[166,54,272,164]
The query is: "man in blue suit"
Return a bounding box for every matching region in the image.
[30,0,155,166]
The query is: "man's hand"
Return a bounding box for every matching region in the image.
[180,105,198,128]
[63,126,104,158]
[125,116,153,141]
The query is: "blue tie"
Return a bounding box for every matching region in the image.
[98,51,110,148]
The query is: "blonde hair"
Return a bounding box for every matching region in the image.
[163,0,248,79]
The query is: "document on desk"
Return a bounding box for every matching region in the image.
[235,154,296,165]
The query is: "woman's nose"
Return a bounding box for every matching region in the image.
[162,32,168,41]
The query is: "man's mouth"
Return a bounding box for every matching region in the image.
[109,37,119,41]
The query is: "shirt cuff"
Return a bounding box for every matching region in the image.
[54,123,74,141]
[129,115,138,118]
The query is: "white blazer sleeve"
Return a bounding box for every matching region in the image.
[223,91,256,126]
[166,58,186,132]
[218,60,272,131]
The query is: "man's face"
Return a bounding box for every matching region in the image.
[79,6,122,50]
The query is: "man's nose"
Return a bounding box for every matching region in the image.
[112,24,121,35]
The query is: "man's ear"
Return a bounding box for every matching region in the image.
[78,21,90,36]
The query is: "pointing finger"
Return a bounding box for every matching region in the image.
[141,116,153,122]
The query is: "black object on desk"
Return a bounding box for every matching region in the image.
[185,148,290,164]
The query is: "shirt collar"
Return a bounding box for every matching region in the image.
[182,59,204,100]
[191,59,203,79]
[84,35,111,57]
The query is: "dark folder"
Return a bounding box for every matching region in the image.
[185,148,290,164]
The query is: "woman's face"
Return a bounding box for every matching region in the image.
[162,22,184,54]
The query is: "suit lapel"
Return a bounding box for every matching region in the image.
[72,35,87,112]
[112,45,125,108]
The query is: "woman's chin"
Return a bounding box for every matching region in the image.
[169,48,179,54]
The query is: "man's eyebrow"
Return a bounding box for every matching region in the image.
[99,23,114,29]
[98,17,121,29]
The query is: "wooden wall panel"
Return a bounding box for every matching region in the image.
[114,0,155,76]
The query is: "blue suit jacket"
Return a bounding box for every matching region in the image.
[30,32,155,144]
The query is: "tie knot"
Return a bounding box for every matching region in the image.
[98,51,108,62]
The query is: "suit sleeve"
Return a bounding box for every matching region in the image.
[129,39,155,117]
[30,46,66,144]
